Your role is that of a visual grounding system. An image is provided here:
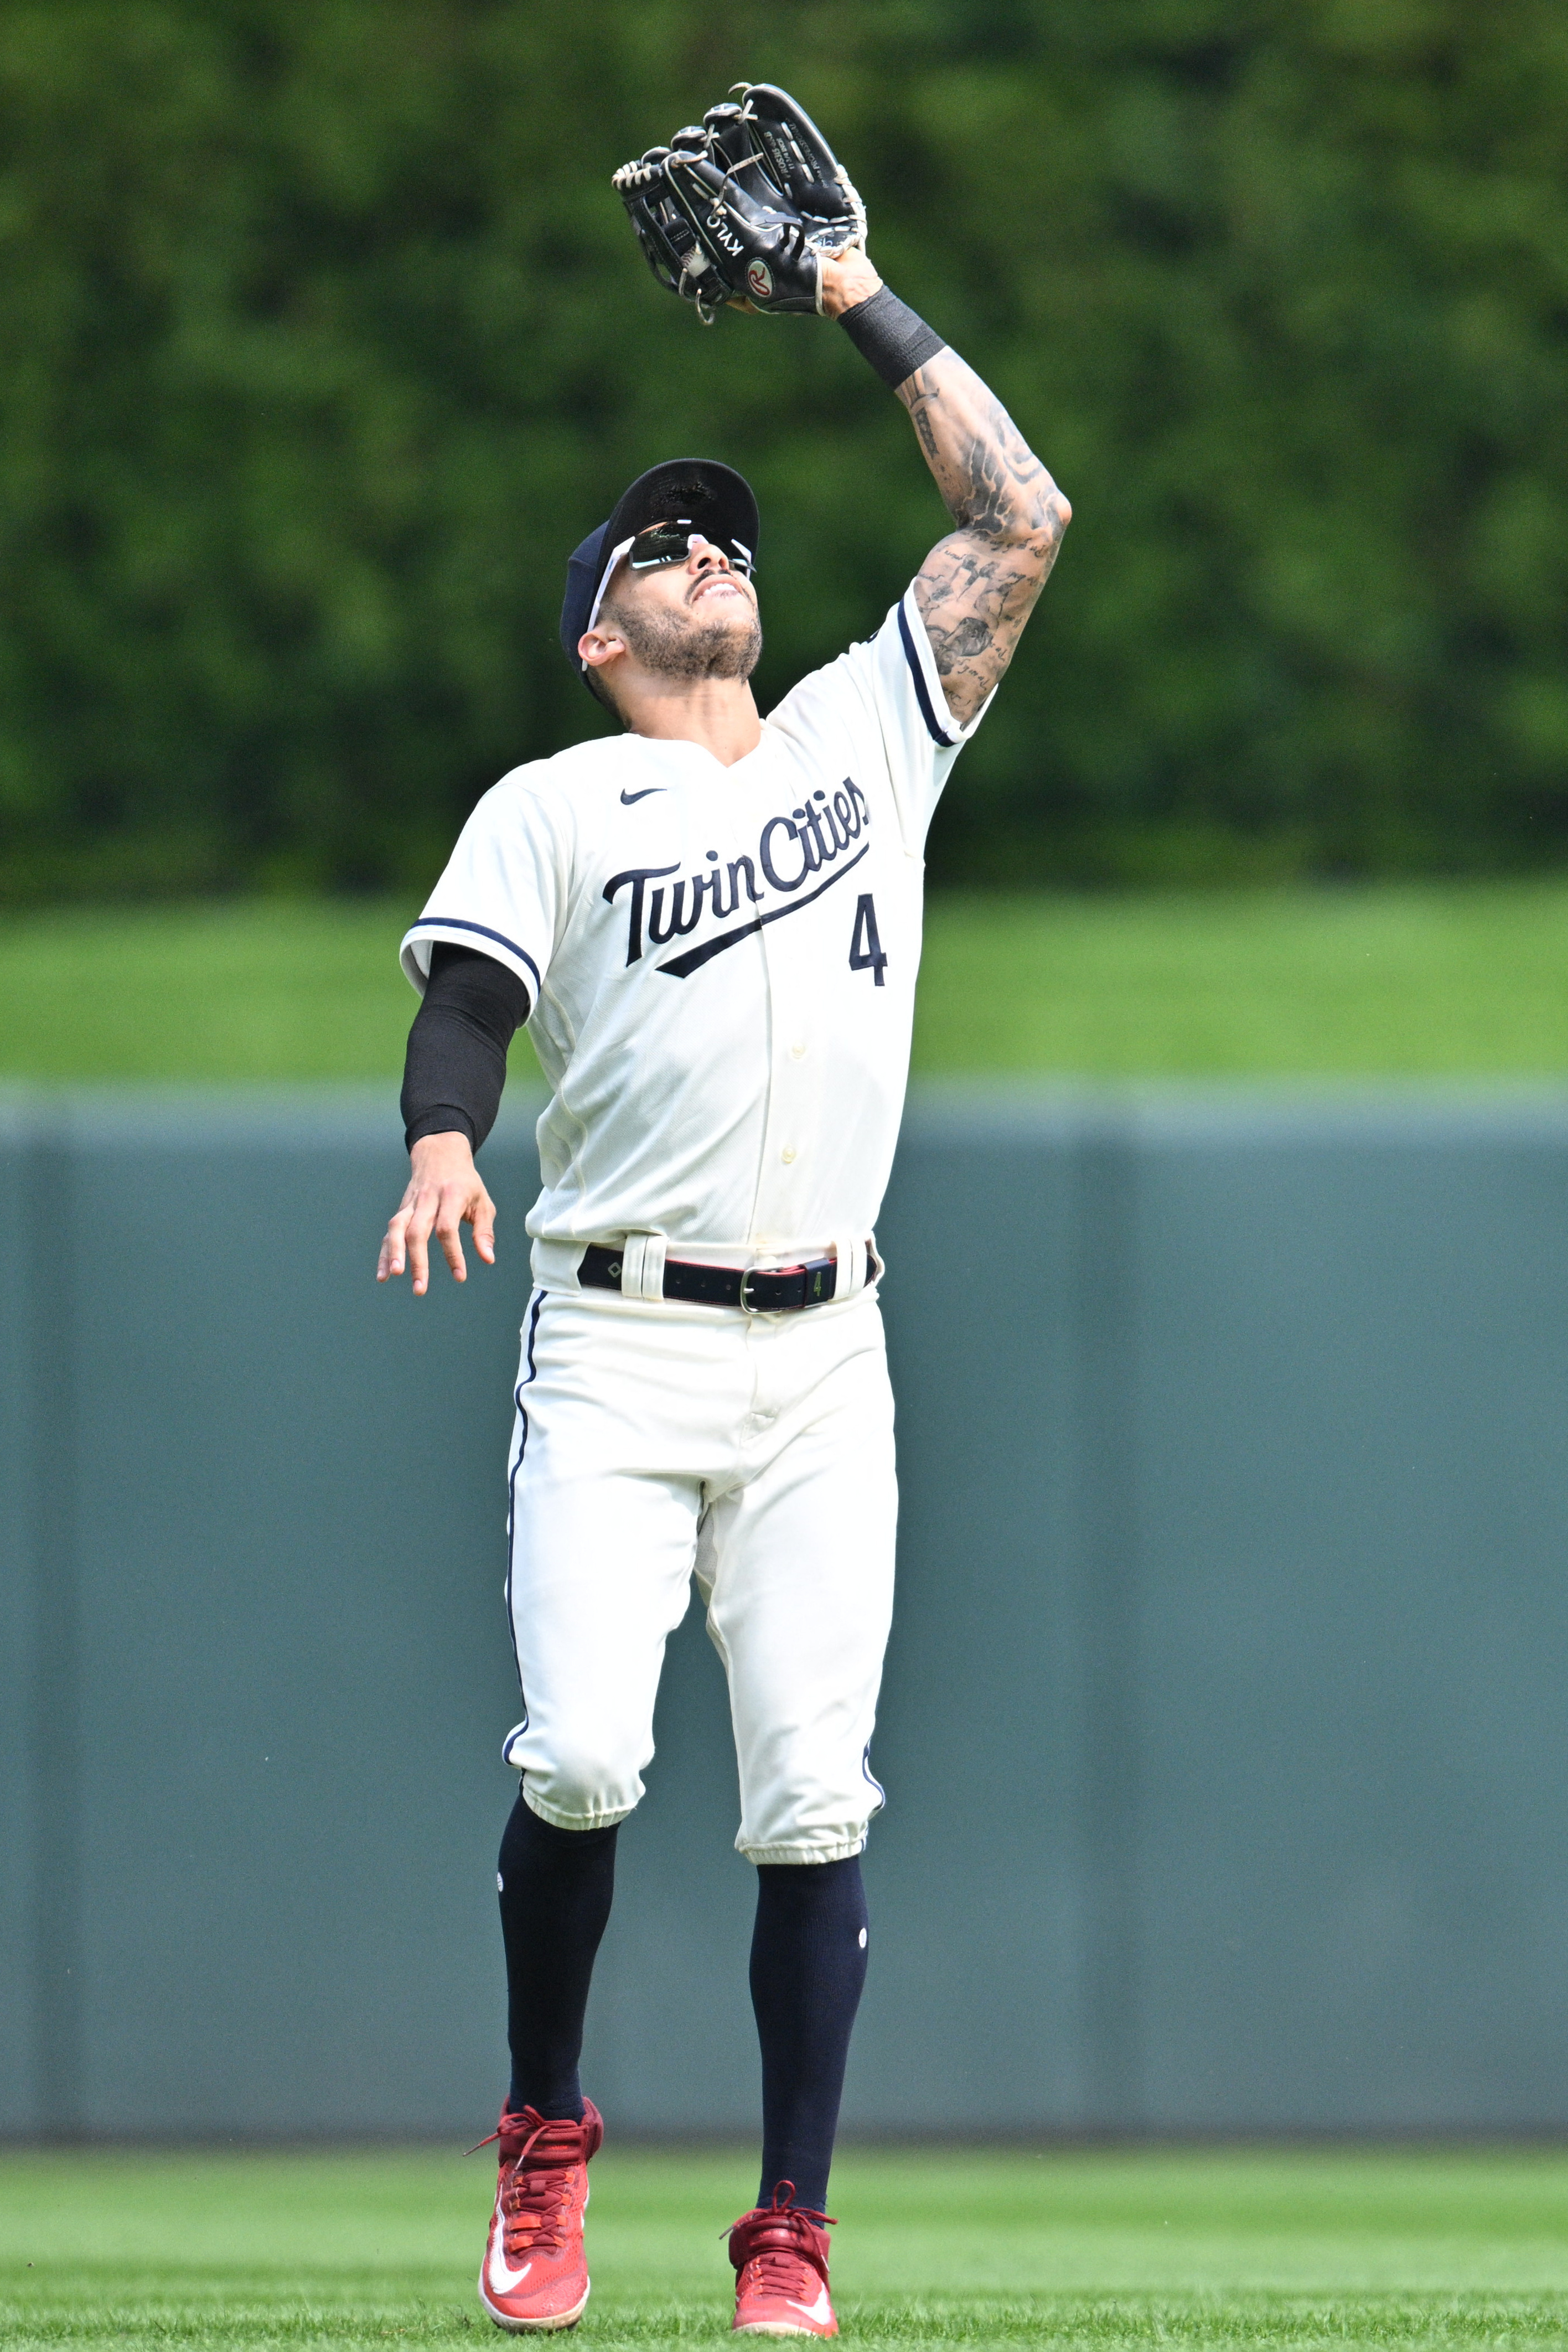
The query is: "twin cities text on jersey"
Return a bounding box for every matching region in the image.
[603,779,872,979]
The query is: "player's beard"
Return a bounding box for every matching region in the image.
[609,593,762,684]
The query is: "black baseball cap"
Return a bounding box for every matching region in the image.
[559,458,759,689]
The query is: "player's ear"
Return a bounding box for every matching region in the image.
[578,626,629,722]
[578,624,626,674]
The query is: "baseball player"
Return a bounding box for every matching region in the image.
[377,87,1069,2338]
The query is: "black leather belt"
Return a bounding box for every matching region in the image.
[579,1243,864,1313]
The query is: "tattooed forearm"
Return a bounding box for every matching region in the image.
[898,351,1070,725]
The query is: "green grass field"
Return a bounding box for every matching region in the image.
[6,2147,1568,2349]
[4,885,1568,1083]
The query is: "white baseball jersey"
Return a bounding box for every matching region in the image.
[400,583,990,1285]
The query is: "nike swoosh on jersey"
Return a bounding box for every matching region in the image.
[487,2232,534,2295]
[619,787,666,804]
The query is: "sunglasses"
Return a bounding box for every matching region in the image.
[628,520,755,578]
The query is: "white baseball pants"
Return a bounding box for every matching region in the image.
[499,1283,896,1864]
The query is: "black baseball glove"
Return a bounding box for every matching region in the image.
[612,84,867,322]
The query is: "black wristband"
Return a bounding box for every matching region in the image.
[837,285,946,388]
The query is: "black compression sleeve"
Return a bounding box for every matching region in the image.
[401,943,530,1152]
[837,285,946,388]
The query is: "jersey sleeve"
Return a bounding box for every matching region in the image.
[782,585,997,855]
[399,770,570,1006]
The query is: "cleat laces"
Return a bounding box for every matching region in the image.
[729,2181,836,2302]
[746,2240,820,2299]
[475,2111,591,2264]
[500,2159,573,2261]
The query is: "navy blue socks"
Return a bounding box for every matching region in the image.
[497,1796,868,2189]
[497,1789,618,2121]
[749,1855,869,2213]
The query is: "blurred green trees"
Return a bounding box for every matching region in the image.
[1,0,1566,897]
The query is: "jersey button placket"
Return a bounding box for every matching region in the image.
[753,914,803,1237]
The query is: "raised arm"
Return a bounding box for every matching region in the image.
[821,256,1070,727]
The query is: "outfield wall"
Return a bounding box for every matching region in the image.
[3,1086,1568,2141]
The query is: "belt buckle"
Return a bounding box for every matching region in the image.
[739,1258,835,1316]
[738,1260,800,1317]
[738,1263,768,1319]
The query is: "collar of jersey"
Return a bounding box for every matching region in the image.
[621,726,773,775]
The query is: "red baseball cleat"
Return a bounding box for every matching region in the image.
[728,2183,839,2338]
[475,2100,603,2332]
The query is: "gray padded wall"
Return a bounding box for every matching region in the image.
[0,1105,42,2135]
[3,1086,1568,2137]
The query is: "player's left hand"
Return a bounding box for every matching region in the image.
[613,84,866,321]
[377,1131,496,1297]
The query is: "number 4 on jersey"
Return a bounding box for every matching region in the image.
[848,893,888,987]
